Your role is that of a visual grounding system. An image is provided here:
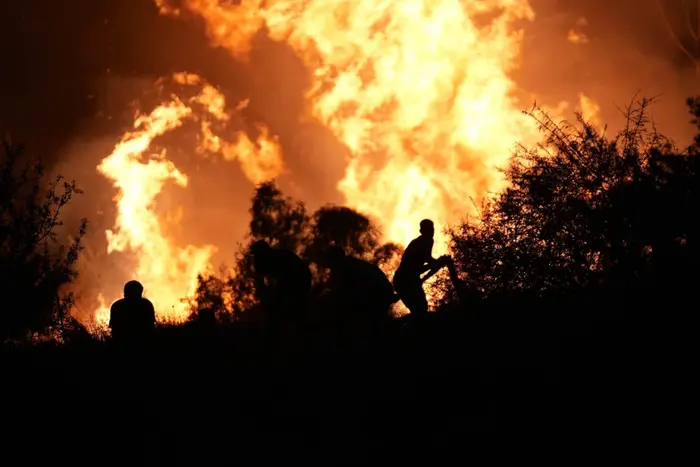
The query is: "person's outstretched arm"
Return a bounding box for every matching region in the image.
[421,238,442,272]
[421,249,450,282]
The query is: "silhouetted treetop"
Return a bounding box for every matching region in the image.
[248,181,310,255]
[306,205,380,264]
[191,180,402,319]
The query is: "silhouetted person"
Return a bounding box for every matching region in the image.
[325,246,397,348]
[393,219,448,320]
[109,280,156,345]
[250,240,312,347]
[326,246,398,348]
[189,307,220,355]
[193,307,217,340]
[197,307,216,328]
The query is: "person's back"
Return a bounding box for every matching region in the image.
[269,248,312,291]
[250,241,312,345]
[110,298,155,337]
[109,281,156,343]
[341,256,394,311]
[325,248,395,350]
[265,248,312,314]
[397,235,434,278]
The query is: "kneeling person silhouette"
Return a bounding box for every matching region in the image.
[325,245,397,349]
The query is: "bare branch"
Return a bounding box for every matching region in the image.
[657,0,698,64]
[686,7,697,41]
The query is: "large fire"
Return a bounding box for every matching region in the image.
[154,0,544,252]
[94,73,283,324]
[92,0,599,323]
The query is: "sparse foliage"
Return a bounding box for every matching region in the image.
[0,141,87,340]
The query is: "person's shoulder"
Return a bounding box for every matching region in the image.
[140,297,155,309]
[406,235,426,251]
[110,298,127,310]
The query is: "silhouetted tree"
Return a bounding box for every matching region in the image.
[371,242,404,269]
[191,181,403,319]
[0,141,87,340]
[249,181,311,255]
[309,206,379,257]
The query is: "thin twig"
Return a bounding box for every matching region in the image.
[686,8,697,41]
[657,0,698,64]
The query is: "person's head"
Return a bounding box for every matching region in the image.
[250,239,272,271]
[419,219,434,239]
[124,280,144,299]
[325,245,346,269]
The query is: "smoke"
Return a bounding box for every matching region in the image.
[519,0,699,142]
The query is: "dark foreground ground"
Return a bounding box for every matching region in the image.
[1,297,691,463]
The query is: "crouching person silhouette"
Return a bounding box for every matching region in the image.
[324,246,397,350]
[393,219,449,324]
[250,240,312,351]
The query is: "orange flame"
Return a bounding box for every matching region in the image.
[94,74,283,324]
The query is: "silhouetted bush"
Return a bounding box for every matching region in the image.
[0,141,87,341]
[443,97,700,308]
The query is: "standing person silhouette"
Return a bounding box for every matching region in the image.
[250,240,312,348]
[393,219,448,320]
[108,280,156,344]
